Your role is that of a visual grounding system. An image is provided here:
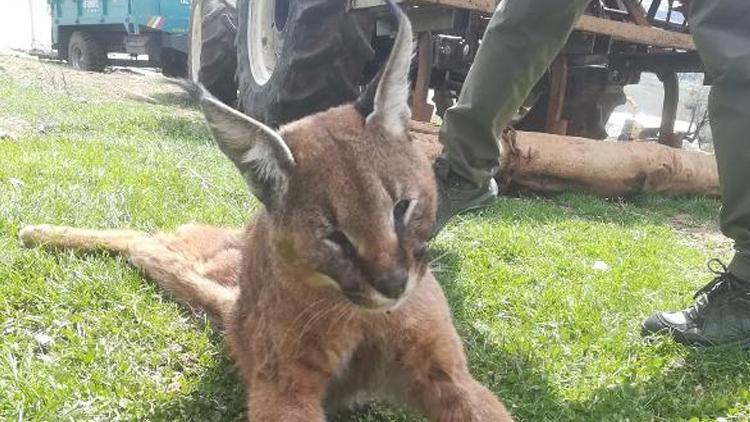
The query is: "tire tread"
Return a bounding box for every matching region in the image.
[237,0,375,126]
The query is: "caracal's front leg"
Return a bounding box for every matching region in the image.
[246,370,329,421]
[391,275,513,422]
[229,296,361,422]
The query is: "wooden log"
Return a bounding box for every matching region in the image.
[409,121,720,197]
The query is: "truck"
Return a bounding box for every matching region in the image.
[49,0,191,76]
[190,0,704,145]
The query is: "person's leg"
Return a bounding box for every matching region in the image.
[433,0,591,234]
[642,0,750,347]
[694,2,750,281]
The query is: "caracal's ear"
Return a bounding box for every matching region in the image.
[195,85,295,210]
[355,0,414,138]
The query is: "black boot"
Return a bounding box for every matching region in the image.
[431,158,497,239]
[642,259,750,347]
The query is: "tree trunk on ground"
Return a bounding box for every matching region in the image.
[409,122,720,197]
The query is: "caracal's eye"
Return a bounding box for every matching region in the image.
[393,199,415,226]
[324,230,355,255]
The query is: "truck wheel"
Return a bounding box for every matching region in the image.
[189,0,239,105]
[161,48,188,77]
[68,31,107,72]
[515,70,626,140]
[237,0,374,126]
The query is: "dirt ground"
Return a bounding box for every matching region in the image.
[0,53,181,101]
[0,53,195,141]
[668,213,734,256]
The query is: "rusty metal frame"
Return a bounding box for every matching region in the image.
[545,56,569,135]
[622,0,649,26]
[657,71,681,148]
[353,0,695,50]
[411,32,435,122]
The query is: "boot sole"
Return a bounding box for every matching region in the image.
[642,325,750,349]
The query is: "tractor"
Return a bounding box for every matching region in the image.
[190,0,702,144]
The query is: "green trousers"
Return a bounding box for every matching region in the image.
[439,0,750,281]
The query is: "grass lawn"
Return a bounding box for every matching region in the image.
[1,55,748,421]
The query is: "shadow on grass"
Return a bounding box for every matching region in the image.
[128,89,233,112]
[565,347,750,419]
[469,191,720,230]
[427,245,748,420]
[148,349,247,421]
[153,114,213,145]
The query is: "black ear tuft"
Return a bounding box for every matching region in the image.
[354,70,381,118]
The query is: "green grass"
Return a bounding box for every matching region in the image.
[1,57,749,421]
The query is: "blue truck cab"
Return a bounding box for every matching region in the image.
[49,0,191,74]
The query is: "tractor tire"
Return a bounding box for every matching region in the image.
[515,69,626,140]
[161,48,188,78]
[237,0,374,127]
[189,0,239,105]
[68,31,107,72]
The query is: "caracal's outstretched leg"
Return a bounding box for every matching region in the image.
[19,224,240,323]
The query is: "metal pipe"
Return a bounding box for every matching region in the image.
[657,71,681,148]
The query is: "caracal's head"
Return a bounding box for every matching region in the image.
[198,5,434,310]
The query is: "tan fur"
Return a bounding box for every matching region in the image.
[20,105,512,421]
[20,223,241,321]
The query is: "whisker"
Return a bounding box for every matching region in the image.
[327,302,355,337]
[293,302,341,355]
[428,250,451,266]
[259,297,327,369]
